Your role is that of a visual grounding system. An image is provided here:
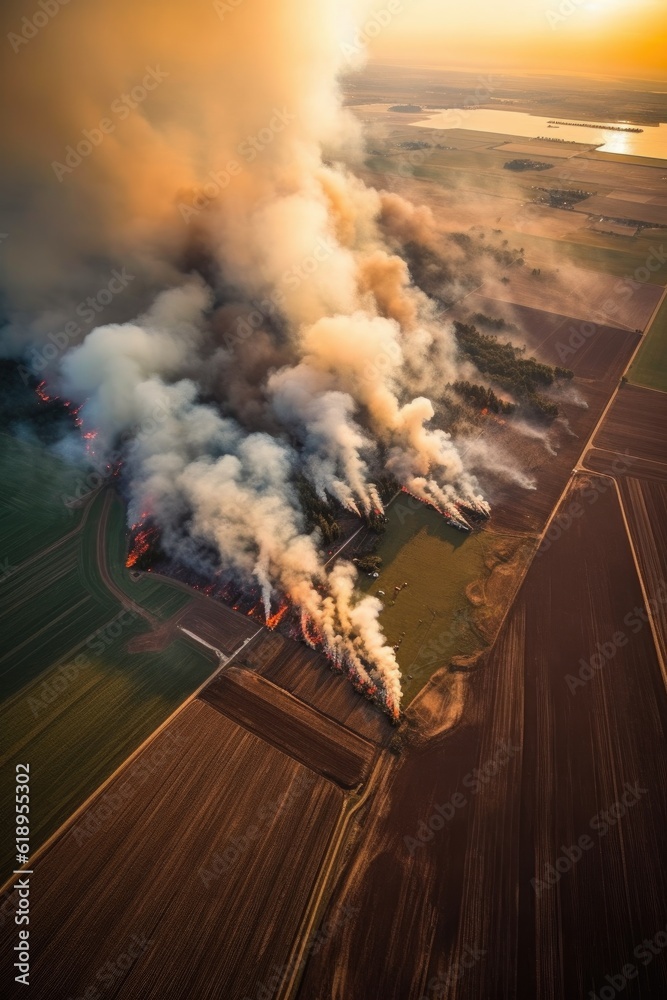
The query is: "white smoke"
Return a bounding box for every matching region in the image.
[4,0,538,717]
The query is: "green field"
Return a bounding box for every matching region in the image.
[505,230,667,284]
[627,292,667,391]
[0,437,214,880]
[358,498,500,703]
[0,432,85,567]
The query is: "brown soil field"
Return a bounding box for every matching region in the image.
[478,384,600,535]
[549,154,667,193]
[476,267,662,332]
[199,665,377,788]
[575,195,667,227]
[584,149,667,170]
[585,446,667,484]
[463,296,640,378]
[0,700,344,1000]
[589,220,639,237]
[297,478,667,999]
[494,141,587,158]
[127,592,260,655]
[246,631,395,746]
[175,598,259,653]
[507,203,592,238]
[617,475,667,668]
[472,313,638,534]
[594,383,667,465]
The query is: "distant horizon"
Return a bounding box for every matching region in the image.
[357,59,667,90]
[360,0,667,85]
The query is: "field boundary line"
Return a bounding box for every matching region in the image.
[9,490,95,575]
[597,471,667,694]
[625,382,667,397]
[277,753,388,1000]
[0,627,263,897]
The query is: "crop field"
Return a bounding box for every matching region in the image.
[0,433,84,566]
[355,499,533,702]
[297,477,667,1000]
[574,194,667,226]
[200,665,377,788]
[0,478,218,879]
[0,700,344,1000]
[0,635,213,882]
[594,382,667,465]
[363,151,667,284]
[478,308,637,536]
[617,476,667,667]
[628,292,667,391]
[175,599,260,654]
[494,140,585,158]
[585,148,667,169]
[247,634,395,745]
[499,230,667,283]
[548,152,667,192]
[462,296,640,380]
[99,493,192,620]
[475,266,661,332]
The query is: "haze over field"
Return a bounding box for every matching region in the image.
[1,0,529,717]
[364,0,667,80]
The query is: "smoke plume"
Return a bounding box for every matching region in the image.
[0,0,516,717]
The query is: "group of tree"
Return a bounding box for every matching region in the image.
[470,312,517,333]
[452,380,516,415]
[533,187,594,209]
[454,322,573,421]
[400,241,459,306]
[295,477,340,543]
[355,554,383,574]
[504,159,553,172]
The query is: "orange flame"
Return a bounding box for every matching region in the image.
[266,603,289,629]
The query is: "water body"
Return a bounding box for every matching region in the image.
[413,108,667,160]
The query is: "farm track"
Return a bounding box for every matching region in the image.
[96,490,160,629]
[2,145,667,998]
[297,475,667,999]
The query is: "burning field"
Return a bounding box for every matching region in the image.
[2,0,592,721]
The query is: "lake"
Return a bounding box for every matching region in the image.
[412,108,667,160]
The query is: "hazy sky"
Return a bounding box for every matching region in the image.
[365,0,667,81]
